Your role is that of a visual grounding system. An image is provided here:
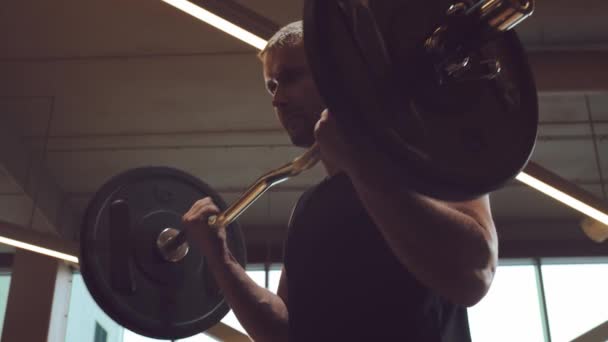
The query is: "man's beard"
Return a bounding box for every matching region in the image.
[283,104,324,148]
[289,126,316,148]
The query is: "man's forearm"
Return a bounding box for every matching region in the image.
[346,157,497,306]
[205,243,288,342]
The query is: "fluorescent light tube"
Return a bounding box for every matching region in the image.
[516,172,608,225]
[162,0,267,50]
[0,236,79,264]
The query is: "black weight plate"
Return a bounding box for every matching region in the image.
[80,166,246,339]
[304,0,538,200]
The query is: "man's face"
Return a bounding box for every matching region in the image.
[262,43,325,148]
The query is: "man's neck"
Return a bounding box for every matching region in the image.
[321,158,342,177]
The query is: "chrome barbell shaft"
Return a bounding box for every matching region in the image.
[159,143,321,257]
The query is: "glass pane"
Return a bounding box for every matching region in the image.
[268,264,283,294]
[124,329,219,342]
[220,268,266,335]
[468,265,545,342]
[247,268,266,288]
[68,273,218,341]
[95,322,109,342]
[121,329,170,341]
[65,274,133,342]
[542,263,608,342]
[0,273,11,338]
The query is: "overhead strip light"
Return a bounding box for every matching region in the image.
[516,173,608,225]
[0,236,79,264]
[517,162,608,225]
[162,0,268,50]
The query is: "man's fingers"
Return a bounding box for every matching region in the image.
[314,109,329,139]
[183,197,219,223]
[183,207,219,224]
[191,202,220,222]
[321,108,330,119]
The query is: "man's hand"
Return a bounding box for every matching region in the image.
[182,197,226,258]
[314,109,365,173]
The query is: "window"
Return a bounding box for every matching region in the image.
[218,265,268,335]
[65,275,128,342]
[468,263,546,342]
[268,265,282,294]
[541,260,608,342]
[0,273,11,338]
[94,322,108,342]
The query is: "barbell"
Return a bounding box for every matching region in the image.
[80,0,538,338]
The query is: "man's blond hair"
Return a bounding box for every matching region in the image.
[258,21,304,60]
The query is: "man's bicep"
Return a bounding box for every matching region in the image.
[445,194,495,231]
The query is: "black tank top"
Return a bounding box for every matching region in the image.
[284,172,471,341]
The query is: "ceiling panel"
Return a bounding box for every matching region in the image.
[597,123,608,136]
[530,0,608,47]
[495,219,590,242]
[598,133,608,182]
[538,94,589,122]
[2,0,607,60]
[515,19,543,47]
[530,139,600,182]
[589,93,608,121]
[41,131,290,151]
[537,123,591,139]
[0,244,16,254]
[0,195,31,228]
[581,184,607,202]
[0,112,63,223]
[46,146,326,194]
[0,54,275,136]
[0,0,252,59]
[515,0,608,47]
[0,167,22,194]
[491,184,587,221]
[0,196,55,233]
[0,97,52,137]
[233,0,304,26]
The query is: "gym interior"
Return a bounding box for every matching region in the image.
[1,0,607,341]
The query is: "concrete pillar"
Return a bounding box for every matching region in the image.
[1,249,72,342]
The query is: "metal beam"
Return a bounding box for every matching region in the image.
[1,249,72,342]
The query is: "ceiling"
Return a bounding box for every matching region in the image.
[0,0,607,256]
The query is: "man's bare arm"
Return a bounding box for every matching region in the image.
[183,198,289,342]
[346,158,498,307]
[205,249,289,342]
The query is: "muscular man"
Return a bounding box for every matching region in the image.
[183,21,498,341]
